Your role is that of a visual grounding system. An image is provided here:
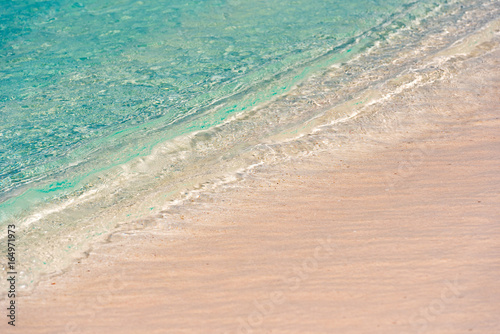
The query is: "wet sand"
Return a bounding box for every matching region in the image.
[13,48,500,333]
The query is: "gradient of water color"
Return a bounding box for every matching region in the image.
[0,0,498,292]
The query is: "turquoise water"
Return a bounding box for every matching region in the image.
[0,0,411,199]
[1,0,499,292]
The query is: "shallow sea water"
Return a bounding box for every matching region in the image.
[0,0,499,294]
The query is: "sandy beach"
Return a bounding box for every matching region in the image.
[11,38,500,334]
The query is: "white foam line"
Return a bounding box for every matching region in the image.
[20,186,104,229]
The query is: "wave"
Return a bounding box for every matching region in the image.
[0,0,499,297]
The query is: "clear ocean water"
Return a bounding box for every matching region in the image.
[1,0,498,292]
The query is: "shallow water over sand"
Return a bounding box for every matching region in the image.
[0,0,499,296]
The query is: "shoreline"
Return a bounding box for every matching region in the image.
[12,46,500,333]
[2,13,498,299]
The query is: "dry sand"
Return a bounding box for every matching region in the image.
[12,49,500,333]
